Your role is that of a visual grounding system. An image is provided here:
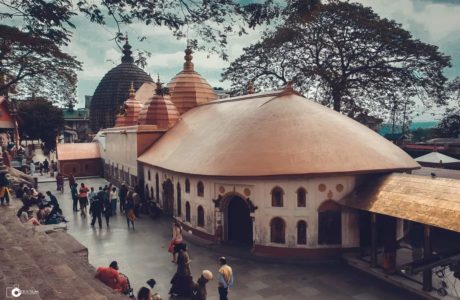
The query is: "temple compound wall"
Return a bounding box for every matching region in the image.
[142,164,361,258]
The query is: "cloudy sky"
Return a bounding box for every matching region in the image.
[68,0,460,121]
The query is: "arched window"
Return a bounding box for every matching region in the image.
[148,170,151,181]
[297,220,307,245]
[270,217,286,244]
[271,187,284,207]
[185,202,191,222]
[145,184,149,200]
[185,178,190,193]
[197,206,205,227]
[297,187,307,207]
[155,173,159,201]
[318,200,342,245]
[197,181,204,197]
[150,187,154,200]
[177,183,182,216]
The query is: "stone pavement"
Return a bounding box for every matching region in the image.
[39,178,424,300]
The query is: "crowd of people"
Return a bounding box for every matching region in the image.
[92,215,234,300]
[66,174,138,230]
[9,170,235,300]
[15,185,67,225]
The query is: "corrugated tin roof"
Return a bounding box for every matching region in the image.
[339,173,460,233]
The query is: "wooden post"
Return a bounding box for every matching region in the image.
[422,225,432,291]
[371,213,377,268]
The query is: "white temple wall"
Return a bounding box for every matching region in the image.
[143,165,360,249]
[104,130,138,178]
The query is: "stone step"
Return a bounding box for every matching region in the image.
[1,199,127,299]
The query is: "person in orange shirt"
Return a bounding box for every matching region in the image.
[79,183,89,216]
[95,261,122,291]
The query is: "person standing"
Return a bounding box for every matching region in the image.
[125,189,136,229]
[88,187,96,205]
[29,161,35,175]
[79,183,89,216]
[119,183,128,213]
[191,270,213,300]
[71,183,79,211]
[169,220,183,263]
[103,187,112,227]
[68,173,76,189]
[56,172,64,192]
[217,257,234,300]
[110,187,118,215]
[169,243,193,297]
[90,190,103,228]
[43,158,49,174]
[38,162,43,176]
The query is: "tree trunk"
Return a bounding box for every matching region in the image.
[332,90,341,112]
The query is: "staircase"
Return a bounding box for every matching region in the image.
[0,204,127,299]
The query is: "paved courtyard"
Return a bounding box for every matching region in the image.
[39,178,423,300]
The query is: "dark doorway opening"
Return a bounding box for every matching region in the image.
[227,196,253,245]
[162,179,174,215]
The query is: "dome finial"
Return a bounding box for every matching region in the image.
[155,74,169,95]
[129,81,135,99]
[184,46,194,71]
[246,80,255,94]
[121,33,134,64]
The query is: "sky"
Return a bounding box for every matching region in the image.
[67,0,460,121]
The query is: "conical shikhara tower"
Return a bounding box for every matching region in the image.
[137,76,180,129]
[115,82,143,127]
[167,47,217,115]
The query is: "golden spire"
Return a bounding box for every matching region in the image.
[184,46,194,71]
[155,74,164,95]
[128,81,136,99]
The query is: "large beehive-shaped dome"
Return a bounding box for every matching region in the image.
[90,40,153,131]
[167,47,217,114]
[139,86,420,176]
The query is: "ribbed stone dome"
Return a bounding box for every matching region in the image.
[90,40,153,131]
[167,47,217,115]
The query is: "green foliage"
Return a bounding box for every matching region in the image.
[17,97,64,149]
[437,109,460,138]
[0,0,295,104]
[222,1,451,124]
[0,25,81,107]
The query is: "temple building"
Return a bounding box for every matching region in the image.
[58,43,460,297]
[89,38,155,131]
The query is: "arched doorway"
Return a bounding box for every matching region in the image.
[226,195,253,245]
[162,179,174,215]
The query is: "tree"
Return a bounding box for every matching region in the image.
[0,25,81,107]
[222,1,451,123]
[436,110,460,138]
[0,0,289,102]
[17,98,64,149]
